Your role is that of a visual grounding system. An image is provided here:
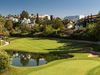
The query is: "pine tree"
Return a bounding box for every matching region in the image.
[20,10,29,19]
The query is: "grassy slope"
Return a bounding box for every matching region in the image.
[28,60,100,75]
[1,59,66,75]
[1,59,100,75]
[87,65,100,75]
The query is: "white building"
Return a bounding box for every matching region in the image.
[67,21,74,29]
[21,18,31,24]
[79,15,85,19]
[39,15,50,20]
[12,18,19,22]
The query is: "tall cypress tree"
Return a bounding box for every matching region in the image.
[35,13,39,24]
[50,15,53,21]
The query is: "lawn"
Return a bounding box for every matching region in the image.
[0,38,65,53]
[1,59,100,75]
[87,64,100,75]
[28,60,100,75]
[0,37,100,75]
[0,37,90,53]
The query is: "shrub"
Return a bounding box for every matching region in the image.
[0,51,9,72]
[43,25,55,36]
[93,24,100,41]
[70,23,100,41]
[86,23,100,41]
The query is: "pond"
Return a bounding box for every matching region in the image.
[6,51,73,67]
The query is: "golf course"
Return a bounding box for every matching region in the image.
[0,37,100,75]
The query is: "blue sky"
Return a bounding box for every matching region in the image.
[0,0,100,18]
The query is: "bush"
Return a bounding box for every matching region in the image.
[70,23,100,41]
[85,23,100,41]
[0,51,9,72]
[93,24,100,41]
[43,25,55,36]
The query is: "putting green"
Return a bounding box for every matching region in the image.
[0,38,65,53]
[28,60,100,75]
[0,37,87,53]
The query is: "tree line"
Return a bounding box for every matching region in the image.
[0,10,100,41]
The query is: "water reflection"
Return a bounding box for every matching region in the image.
[7,51,73,67]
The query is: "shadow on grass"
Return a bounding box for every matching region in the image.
[6,37,92,54]
[10,37,100,53]
[46,38,89,53]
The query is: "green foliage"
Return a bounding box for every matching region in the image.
[63,19,70,26]
[0,17,6,26]
[52,18,64,29]
[40,19,52,26]
[0,17,6,34]
[71,23,100,41]
[20,10,29,19]
[0,25,3,33]
[5,20,13,31]
[20,24,31,33]
[35,13,39,24]
[0,51,9,72]
[86,23,100,41]
[86,23,96,36]
[32,24,40,32]
[93,24,100,41]
[43,25,55,36]
[87,23,96,29]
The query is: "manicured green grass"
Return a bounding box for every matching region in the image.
[1,58,100,75]
[0,38,64,53]
[0,37,89,53]
[87,65,100,75]
[28,60,100,75]
[0,37,100,75]
[0,66,34,75]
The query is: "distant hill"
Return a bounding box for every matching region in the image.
[64,15,79,21]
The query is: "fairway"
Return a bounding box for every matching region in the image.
[0,37,88,53]
[88,65,100,75]
[1,59,100,75]
[28,60,100,75]
[0,38,65,53]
